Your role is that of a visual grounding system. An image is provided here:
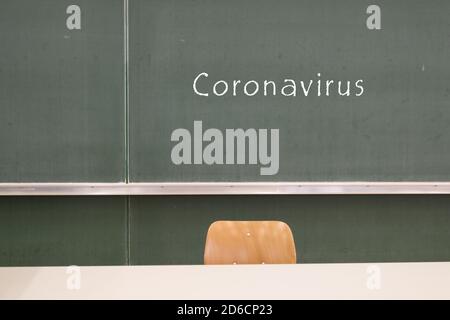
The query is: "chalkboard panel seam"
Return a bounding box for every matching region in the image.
[124,0,130,183]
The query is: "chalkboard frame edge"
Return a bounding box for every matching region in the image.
[0,182,450,196]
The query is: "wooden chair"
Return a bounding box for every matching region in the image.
[204,221,296,264]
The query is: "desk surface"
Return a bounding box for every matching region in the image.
[1,262,449,299]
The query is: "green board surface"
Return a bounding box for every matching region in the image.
[130,195,450,265]
[2,195,450,266]
[1,0,450,183]
[129,0,450,182]
[0,0,125,182]
[0,196,127,266]
[0,2,449,268]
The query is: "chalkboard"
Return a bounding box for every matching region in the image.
[130,195,450,265]
[1,195,450,266]
[129,0,450,182]
[0,0,125,182]
[2,0,450,184]
[0,196,127,266]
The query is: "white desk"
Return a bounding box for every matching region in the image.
[0,262,449,299]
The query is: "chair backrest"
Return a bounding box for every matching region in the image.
[204,221,296,265]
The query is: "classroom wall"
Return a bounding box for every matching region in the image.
[1,195,449,266]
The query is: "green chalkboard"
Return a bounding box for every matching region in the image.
[2,0,450,183]
[130,195,450,265]
[129,0,450,182]
[1,195,449,266]
[0,196,127,266]
[0,0,125,182]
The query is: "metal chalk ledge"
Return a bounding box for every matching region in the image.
[1,182,450,195]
